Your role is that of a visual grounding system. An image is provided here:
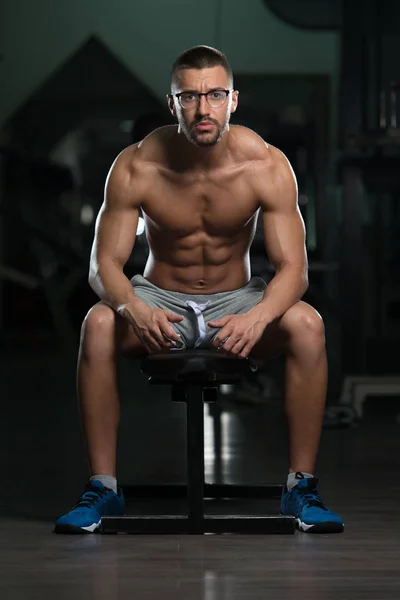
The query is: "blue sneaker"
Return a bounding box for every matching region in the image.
[54,480,125,534]
[281,473,344,533]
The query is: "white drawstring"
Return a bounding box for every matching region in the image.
[185,300,211,348]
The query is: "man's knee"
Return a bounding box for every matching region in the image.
[81,303,116,348]
[283,302,325,345]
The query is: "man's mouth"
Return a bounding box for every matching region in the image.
[195,122,215,131]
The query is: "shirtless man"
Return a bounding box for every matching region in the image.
[54,46,343,534]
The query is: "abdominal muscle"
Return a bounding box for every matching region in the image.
[143,233,252,294]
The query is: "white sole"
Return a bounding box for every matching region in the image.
[81,520,101,533]
[297,518,344,534]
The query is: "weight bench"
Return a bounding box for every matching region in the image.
[101,350,295,534]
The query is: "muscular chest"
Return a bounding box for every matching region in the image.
[142,169,259,236]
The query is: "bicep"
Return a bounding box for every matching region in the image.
[92,202,139,269]
[262,203,307,271]
[91,152,140,269]
[260,152,307,271]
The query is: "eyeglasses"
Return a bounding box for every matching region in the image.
[172,89,232,109]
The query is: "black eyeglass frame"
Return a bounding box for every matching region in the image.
[170,89,234,108]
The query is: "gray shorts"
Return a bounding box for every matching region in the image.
[131,274,266,350]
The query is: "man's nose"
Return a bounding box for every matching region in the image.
[197,95,211,116]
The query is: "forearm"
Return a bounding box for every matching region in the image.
[252,265,308,323]
[89,259,143,320]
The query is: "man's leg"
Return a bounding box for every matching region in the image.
[78,301,145,477]
[251,300,343,532]
[54,302,145,533]
[251,300,326,473]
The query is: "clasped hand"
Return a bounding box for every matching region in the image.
[129,300,184,353]
[208,310,267,358]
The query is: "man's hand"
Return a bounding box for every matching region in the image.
[208,310,268,358]
[126,299,184,353]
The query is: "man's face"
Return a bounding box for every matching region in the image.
[168,66,238,147]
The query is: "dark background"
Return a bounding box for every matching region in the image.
[2,3,400,404]
[1,0,400,585]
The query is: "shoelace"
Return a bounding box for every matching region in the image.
[73,487,109,510]
[296,488,328,511]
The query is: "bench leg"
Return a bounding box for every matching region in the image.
[186,384,205,532]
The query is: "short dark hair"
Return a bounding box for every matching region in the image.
[171,45,233,89]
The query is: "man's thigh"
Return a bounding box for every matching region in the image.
[249,318,288,361]
[249,300,320,361]
[106,303,147,358]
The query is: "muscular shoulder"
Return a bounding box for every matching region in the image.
[104,144,147,208]
[106,128,176,206]
[110,126,176,177]
[229,125,269,161]
[230,126,290,171]
[230,127,297,209]
[133,125,177,166]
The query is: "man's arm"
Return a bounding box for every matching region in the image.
[252,147,308,323]
[89,148,144,317]
[89,147,184,350]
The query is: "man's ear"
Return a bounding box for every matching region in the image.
[167,94,177,117]
[230,90,239,114]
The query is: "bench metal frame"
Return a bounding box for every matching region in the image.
[102,352,295,535]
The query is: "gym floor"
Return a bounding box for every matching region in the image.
[1,349,400,599]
